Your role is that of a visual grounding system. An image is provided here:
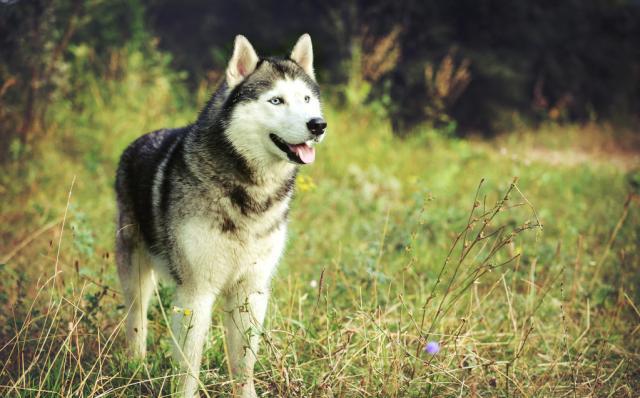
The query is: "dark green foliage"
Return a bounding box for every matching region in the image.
[0,0,149,156]
[389,0,640,134]
[1,0,639,140]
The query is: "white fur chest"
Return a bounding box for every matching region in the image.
[176,213,287,292]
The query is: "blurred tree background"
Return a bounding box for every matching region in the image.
[1,0,639,153]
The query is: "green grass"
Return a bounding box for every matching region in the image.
[1,58,639,397]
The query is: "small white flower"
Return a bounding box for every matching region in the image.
[310,280,318,288]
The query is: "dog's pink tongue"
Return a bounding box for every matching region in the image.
[288,143,315,164]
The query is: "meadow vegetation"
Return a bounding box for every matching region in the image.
[1,45,639,397]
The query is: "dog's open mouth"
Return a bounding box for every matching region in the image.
[269,133,316,164]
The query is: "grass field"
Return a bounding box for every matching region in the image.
[1,63,639,397]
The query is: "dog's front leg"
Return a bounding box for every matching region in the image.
[171,287,216,397]
[223,284,269,398]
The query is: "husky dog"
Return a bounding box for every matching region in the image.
[115,34,325,397]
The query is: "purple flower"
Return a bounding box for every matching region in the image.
[424,341,440,355]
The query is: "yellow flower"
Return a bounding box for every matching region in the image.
[296,174,316,192]
[172,306,193,316]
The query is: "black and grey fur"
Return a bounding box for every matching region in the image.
[115,34,325,397]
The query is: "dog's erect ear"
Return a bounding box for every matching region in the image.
[226,35,259,88]
[290,33,315,81]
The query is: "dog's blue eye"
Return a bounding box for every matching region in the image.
[304,95,310,103]
[269,97,284,105]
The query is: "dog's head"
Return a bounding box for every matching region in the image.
[221,34,326,166]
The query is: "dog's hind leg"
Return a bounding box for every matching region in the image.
[171,286,217,397]
[116,226,154,359]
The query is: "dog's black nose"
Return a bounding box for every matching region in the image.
[307,117,327,136]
